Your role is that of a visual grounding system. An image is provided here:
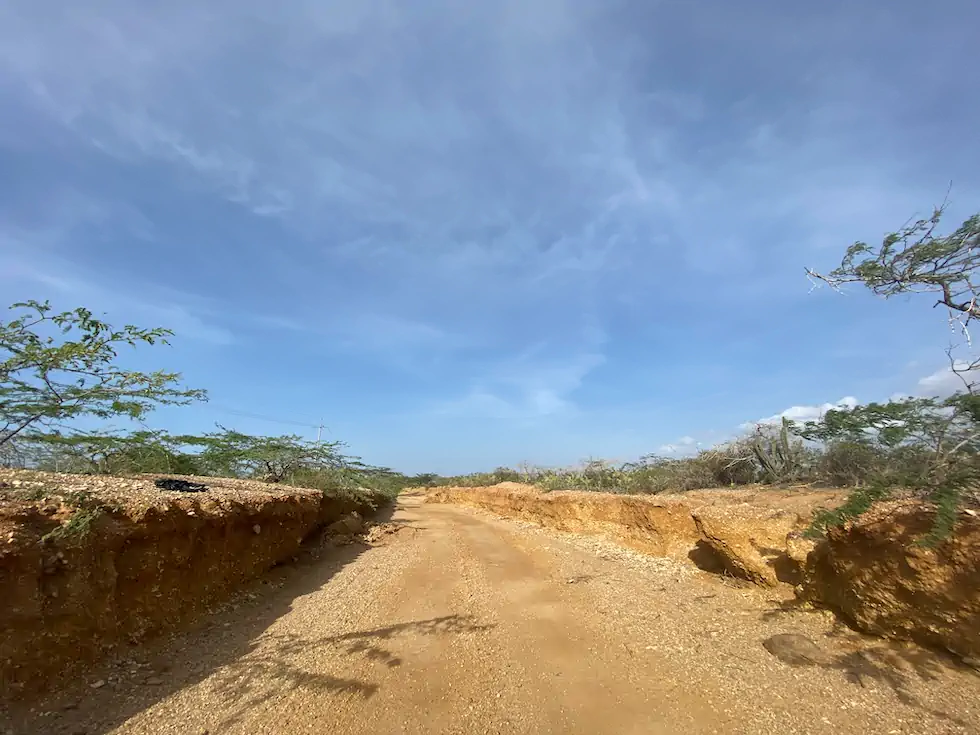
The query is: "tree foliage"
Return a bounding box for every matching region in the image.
[808,206,980,390]
[0,298,426,503]
[412,472,440,488]
[794,395,980,543]
[0,300,206,446]
[807,207,980,315]
[24,429,201,475]
[804,203,980,539]
[186,427,353,483]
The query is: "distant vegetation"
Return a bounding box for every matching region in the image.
[434,206,980,542]
[3,428,418,500]
[429,398,980,501]
[2,206,978,537]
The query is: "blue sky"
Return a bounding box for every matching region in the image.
[1,0,978,474]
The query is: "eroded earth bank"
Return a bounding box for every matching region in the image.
[1,476,978,734]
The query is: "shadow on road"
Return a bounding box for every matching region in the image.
[1,501,458,735]
[207,614,493,731]
[760,602,971,728]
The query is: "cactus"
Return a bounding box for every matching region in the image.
[750,418,809,483]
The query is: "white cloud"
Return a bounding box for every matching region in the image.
[656,435,698,455]
[251,315,308,333]
[918,362,979,396]
[728,360,978,441]
[338,314,453,352]
[742,396,858,429]
[248,311,463,367]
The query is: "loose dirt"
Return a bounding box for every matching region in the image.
[3,496,978,734]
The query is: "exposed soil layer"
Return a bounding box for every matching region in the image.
[428,484,980,661]
[427,484,843,583]
[4,496,977,735]
[0,469,386,699]
[801,500,980,660]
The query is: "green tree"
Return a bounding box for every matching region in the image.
[491,466,520,483]
[412,472,440,488]
[0,300,206,446]
[807,206,980,390]
[26,429,202,475]
[795,395,980,543]
[188,427,352,483]
[805,205,980,539]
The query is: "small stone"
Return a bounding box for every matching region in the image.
[253,524,261,534]
[145,676,164,686]
[89,679,106,689]
[762,634,828,667]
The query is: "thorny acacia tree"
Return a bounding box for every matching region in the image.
[806,205,980,540]
[0,300,206,447]
[22,429,202,475]
[807,205,980,390]
[186,427,355,483]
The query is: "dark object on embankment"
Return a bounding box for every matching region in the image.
[154,478,209,492]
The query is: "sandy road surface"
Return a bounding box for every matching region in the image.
[5,495,979,735]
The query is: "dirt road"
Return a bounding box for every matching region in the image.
[7,496,979,734]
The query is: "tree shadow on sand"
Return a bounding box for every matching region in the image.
[761,603,973,728]
[207,615,495,730]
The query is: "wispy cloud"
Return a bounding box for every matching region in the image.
[657,436,697,455]
[918,362,979,397]
[436,350,605,420]
[9,0,965,303]
[0,226,235,346]
[0,0,976,472]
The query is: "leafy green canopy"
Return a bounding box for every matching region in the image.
[808,207,980,391]
[184,427,354,483]
[795,395,980,543]
[23,429,201,476]
[1,300,206,446]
